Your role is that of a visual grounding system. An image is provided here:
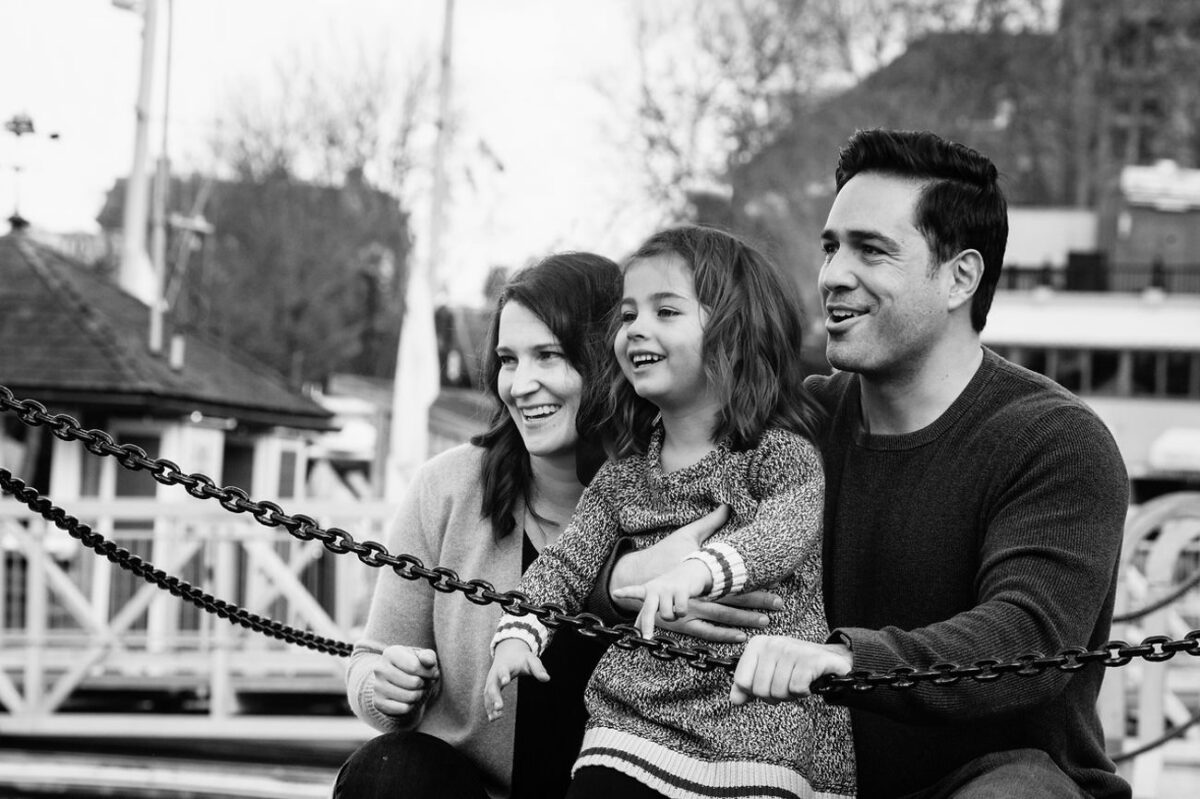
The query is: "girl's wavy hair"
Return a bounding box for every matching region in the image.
[471,252,622,538]
[606,225,824,457]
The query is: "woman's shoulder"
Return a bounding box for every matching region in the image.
[410,443,486,490]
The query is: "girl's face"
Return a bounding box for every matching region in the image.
[496,301,583,462]
[615,254,712,414]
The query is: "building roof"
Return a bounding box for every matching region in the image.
[0,232,333,430]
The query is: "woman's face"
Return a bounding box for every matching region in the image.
[495,301,583,461]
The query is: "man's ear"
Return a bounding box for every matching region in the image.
[946,249,984,312]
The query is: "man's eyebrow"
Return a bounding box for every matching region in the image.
[823,228,901,251]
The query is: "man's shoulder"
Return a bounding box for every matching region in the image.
[979,350,1123,461]
[984,350,1105,424]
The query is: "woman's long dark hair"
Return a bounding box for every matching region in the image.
[471,252,622,538]
[606,225,825,457]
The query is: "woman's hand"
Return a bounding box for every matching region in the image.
[656,591,781,643]
[484,639,549,722]
[369,645,440,718]
[610,505,731,595]
[608,504,782,642]
[614,560,712,640]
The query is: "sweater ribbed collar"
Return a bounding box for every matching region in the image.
[849,347,999,451]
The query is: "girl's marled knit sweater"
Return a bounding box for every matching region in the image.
[494,427,856,799]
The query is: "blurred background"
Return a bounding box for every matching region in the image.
[1,0,1199,796]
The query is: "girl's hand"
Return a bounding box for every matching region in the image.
[484,639,549,722]
[369,646,440,718]
[613,559,712,640]
[729,636,853,705]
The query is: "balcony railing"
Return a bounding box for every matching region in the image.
[1000,263,1200,294]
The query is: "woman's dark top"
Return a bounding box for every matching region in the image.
[510,532,608,799]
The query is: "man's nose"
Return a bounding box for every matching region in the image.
[820,250,856,293]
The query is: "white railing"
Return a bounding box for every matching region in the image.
[0,497,395,740]
[1102,492,1200,798]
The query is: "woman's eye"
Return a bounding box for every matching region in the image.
[538,350,563,361]
[497,354,516,366]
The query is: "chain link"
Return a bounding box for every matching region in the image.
[3,385,1199,695]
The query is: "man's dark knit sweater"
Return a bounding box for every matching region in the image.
[807,348,1131,799]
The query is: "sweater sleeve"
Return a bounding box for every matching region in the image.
[493,466,622,655]
[345,460,442,732]
[828,406,1128,722]
[689,430,825,597]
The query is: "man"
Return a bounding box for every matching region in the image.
[605,129,1130,798]
[729,129,1130,797]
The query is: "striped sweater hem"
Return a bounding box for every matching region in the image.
[573,727,853,799]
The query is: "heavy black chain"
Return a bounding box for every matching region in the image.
[0,467,351,656]
[3,385,1200,697]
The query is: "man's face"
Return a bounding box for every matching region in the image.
[819,172,954,379]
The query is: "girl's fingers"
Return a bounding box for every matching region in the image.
[638,594,660,639]
[673,586,690,619]
[527,655,551,683]
[483,672,505,720]
[612,585,646,600]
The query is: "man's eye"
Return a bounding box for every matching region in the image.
[821,242,837,255]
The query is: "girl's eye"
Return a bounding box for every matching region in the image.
[620,310,637,323]
[656,307,679,318]
[497,354,516,366]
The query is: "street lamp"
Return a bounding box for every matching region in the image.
[4,112,60,230]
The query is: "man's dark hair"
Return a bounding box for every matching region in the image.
[835,129,1008,331]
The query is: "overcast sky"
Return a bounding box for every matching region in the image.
[0,0,660,302]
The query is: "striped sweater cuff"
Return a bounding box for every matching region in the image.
[491,613,549,657]
[685,542,746,599]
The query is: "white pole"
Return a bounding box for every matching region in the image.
[119,0,159,307]
[428,0,455,296]
[385,0,455,500]
[149,0,175,355]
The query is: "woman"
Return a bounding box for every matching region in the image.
[336,252,779,798]
[335,252,621,799]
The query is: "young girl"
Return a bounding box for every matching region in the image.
[484,226,855,799]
